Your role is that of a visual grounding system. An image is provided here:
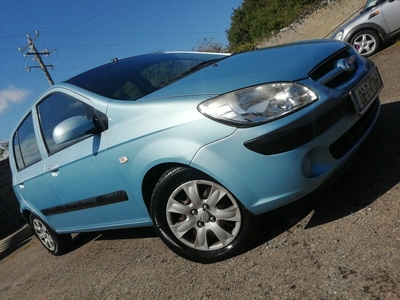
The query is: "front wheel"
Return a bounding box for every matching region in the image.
[350,30,381,57]
[150,167,262,263]
[30,214,72,256]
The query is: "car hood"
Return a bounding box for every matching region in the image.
[143,40,348,100]
[334,11,367,34]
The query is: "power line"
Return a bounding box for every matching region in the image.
[41,30,225,36]
[50,0,147,51]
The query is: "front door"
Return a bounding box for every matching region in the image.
[381,0,400,34]
[36,92,148,232]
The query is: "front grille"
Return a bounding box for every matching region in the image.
[309,47,361,89]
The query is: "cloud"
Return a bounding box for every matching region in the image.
[0,86,30,114]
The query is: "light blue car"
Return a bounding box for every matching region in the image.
[9,40,382,263]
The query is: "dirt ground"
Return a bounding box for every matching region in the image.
[0,44,399,300]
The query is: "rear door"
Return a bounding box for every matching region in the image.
[12,112,62,218]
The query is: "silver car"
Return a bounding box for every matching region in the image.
[332,0,400,57]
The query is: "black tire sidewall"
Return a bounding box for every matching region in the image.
[150,167,261,263]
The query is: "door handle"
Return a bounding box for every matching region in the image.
[17,178,24,189]
[48,163,59,176]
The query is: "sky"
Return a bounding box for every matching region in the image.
[0,0,243,142]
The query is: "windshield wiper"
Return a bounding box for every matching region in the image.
[162,59,221,87]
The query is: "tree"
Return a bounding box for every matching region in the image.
[0,140,9,160]
[193,37,228,53]
[227,0,323,51]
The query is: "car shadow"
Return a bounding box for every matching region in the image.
[382,39,397,54]
[69,227,158,252]
[254,100,400,246]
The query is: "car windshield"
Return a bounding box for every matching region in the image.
[66,52,227,100]
[361,0,381,12]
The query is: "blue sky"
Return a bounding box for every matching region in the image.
[0,0,242,142]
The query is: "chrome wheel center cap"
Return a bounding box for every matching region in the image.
[199,211,210,222]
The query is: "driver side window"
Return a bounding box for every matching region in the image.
[37,93,94,155]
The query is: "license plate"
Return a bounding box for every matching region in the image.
[350,67,383,115]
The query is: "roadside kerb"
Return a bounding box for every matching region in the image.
[0,225,32,257]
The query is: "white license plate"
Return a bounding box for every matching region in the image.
[350,67,383,115]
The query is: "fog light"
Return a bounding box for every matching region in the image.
[302,155,313,177]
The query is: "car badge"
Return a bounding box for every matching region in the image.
[337,55,356,72]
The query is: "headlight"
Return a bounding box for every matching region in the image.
[333,30,344,41]
[198,83,318,127]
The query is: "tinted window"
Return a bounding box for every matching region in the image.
[362,0,380,12]
[37,93,95,155]
[141,60,198,88]
[13,113,41,170]
[67,52,226,100]
[12,133,24,170]
[111,60,199,100]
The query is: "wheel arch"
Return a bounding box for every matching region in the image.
[21,209,31,224]
[141,162,190,212]
[141,163,236,215]
[344,23,386,43]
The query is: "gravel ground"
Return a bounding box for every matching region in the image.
[0,44,399,300]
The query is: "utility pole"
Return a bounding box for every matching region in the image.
[18,30,54,86]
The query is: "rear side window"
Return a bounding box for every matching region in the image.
[13,113,41,170]
[37,93,94,155]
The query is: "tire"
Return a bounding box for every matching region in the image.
[350,30,381,57]
[30,214,72,256]
[150,167,262,263]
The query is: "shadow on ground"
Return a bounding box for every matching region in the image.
[69,227,158,253]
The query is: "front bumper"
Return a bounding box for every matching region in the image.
[191,95,379,215]
[244,95,379,159]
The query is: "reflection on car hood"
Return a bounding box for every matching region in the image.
[143,40,347,99]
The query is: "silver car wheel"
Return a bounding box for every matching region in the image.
[151,167,262,263]
[30,214,72,256]
[32,218,56,251]
[166,179,241,251]
[351,30,380,57]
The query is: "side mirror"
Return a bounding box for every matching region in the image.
[53,116,96,144]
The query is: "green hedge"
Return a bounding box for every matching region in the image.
[227,0,326,52]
